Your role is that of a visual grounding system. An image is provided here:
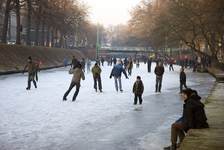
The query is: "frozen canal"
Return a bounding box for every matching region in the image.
[0,62,215,150]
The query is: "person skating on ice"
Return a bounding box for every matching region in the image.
[110,61,129,92]
[63,63,85,102]
[179,68,188,93]
[154,62,164,92]
[23,56,37,90]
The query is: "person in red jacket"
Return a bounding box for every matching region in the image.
[169,59,174,71]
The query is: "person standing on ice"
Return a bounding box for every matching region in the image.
[147,57,152,73]
[86,57,91,73]
[110,61,129,92]
[91,63,102,92]
[179,68,188,93]
[127,58,133,76]
[154,62,164,92]
[80,58,85,72]
[63,63,85,101]
[132,76,144,105]
[23,56,37,90]
[71,56,77,68]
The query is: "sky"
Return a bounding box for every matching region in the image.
[83,0,142,27]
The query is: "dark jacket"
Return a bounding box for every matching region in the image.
[80,60,85,68]
[24,61,36,73]
[133,80,144,94]
[91,65,101,76]
[113,58,117,64]
[180,72,186,82]
[147,59,152,66]
[154,66,164,76]
[110,65,128,78]
[182,94,209,133]
[71,58,77,67]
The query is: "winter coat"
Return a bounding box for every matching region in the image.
[80,61,85,68]
[127,60,133,69]
[24,61,36,73]
[182,94,209,133]
[91,65,101,76]
[71,58,77,67]
[110,65,128,78]
[154,66,164,76]
[147,59,152,66]
[180,72,186,82]
[132,80,144,94]
[64,58,68,64]
[124,59,128,65]
[69,68,85,84]
[113,58,117,64]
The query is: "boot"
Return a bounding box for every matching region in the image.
[171,143,176,150]
[63,97,67,101]
[95,89,97,92]
[26,87,30,90]
[100,89,102,92]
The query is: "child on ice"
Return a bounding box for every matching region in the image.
[132,76,144,105]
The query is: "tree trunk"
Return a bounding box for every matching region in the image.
[59,32,62,48]
[15,0,20,45]
[46,26,50,47]
[51,27,54,47]
[34,6,41,46]
[41,19,44,46]
[64,33,67,49]
[55,29,57,48]
[1,0,11,43]
[26,0,31,45]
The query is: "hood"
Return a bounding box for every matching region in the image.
[185,94,204,108]
[74,68,82,73]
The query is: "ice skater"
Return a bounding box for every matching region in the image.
[91,63,102,92]
[132,76,144,105]
[179,68,188,93]
[80,58,85,72]
[154,62,164,92]
[110,61,129,92]
[86,57,91,73]
[23,56,37,90]
[63,63,85,101]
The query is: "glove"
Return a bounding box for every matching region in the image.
[110,76,112,79]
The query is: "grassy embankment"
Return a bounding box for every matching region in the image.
[0,44,86,74]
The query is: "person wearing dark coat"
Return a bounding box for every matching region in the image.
[113,57,117,66]
[164,89,209,150]
[127,58,133,76]
[80,58,85,72]
[71,56,77,68]
[123,58,128,71]
[101,58,104,66]
[154,62,164,92]
[179,68,187,93]
[147,58,152,72]
[132,76,144,105]
[23,56,37,90]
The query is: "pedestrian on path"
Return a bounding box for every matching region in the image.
[91,63,102,92]
[132,76,144,105]
[163,89,209,150]
[63,63,85,101]
[110,61,129,92]
[179,68,187,93]
[154,62,164,92]
[23,56,37,90]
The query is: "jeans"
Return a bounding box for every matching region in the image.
[114,76,122,90]
[155,76,163,92]
[171,121,185,143]
[93,76,102,90]
[63,82,80,100]
[28,73,37,88]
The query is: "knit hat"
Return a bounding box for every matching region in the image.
[95,63,98,66]
[28,56,31,60]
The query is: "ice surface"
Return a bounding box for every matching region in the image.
[0,62,215,150]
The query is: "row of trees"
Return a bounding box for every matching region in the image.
[128,0,224,67]
[0,0,89,48]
